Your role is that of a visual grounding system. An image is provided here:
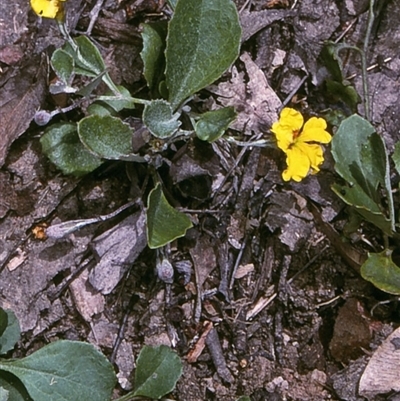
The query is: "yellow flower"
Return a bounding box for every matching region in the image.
[271,108,332,182]
[30,0,66,20]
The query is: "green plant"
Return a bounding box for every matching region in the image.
[37,0,241,249]
[319,0,400,295]
[0,307,183,401]
[114,345,183,401]
[331,114,400,295]
[0,307,115,401]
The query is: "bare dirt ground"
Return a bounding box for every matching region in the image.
[1,0,400,400]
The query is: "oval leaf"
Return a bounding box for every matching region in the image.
[0,340,116,401]
[143,100,181,138]
[40,122,103,176]
[133,345,183,399]
[87,102,117,117]
[78,115,133,160]
[361,250,400,295]
[165,0,241,110]
[195,107,236,142]
[140,22,168,94]
[0,310,20,355]
[332,114,377,186]
[147,183,192,249]
[64,36,105,77]
[51,49,74,84]
[331,114,394,234]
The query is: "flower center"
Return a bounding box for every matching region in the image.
[292,129,301,140]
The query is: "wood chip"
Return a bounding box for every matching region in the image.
[359,326,400,398]
[187,321,213,363]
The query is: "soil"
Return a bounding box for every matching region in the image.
[1,0,400,400]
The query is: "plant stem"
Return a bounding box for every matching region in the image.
[57,20,78,51]
[361,0,376,121]
[113,394,143,401]
[97,95,151,106]
[336,44,369,121]
[364,0,375,59]
[383,234,389,250]
[56,21,151,106]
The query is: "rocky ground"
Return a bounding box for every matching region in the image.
[1,0,400,400]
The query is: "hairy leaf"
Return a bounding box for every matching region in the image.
[361,250,400,295]
[143,99,181,138]
[147,183,192,249]
[40,122,103,176]
[331,114,394,235]
[195,107,236,142]
[0,341,116,401]
[78,115,133,160]
[133,345,183,399]
[165,0,241,110]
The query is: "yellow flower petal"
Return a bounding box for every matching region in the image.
[271,124,294,152]
[299,117,332,143]
[271,108,304,152]
[296,142,324,171]
[279,108,304,131]
[282,146,311,182]
[30,0,64,19]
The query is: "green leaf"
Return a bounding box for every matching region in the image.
[64,36,105,77]
[88,86,136,115]
[0,340,116,401]
[147,183,192,249]
[320,41,344,82]
[165,0,241,110]
[0,372,32,401]
[87,102,117,117]
[40,122,103,176]
[331,114,394,235]
[392,142,400,176]
[0,309,7,338]
[133,345,183,399]
[0,310,20,355]
[320,42,360,111]
[361,250,400,295]
[143,100,181,138]
[325,79,360,112]
[78,115,133,160]
[75,71,106,97]
[331,183,391,235]
[51,49,74,84]
[236,397,251,401]
[195,107,236,142]
[63,36,118,93]
[49,49,77,95]
[140,22,168,94]
[97,85,136,111]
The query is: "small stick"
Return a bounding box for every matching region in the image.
[48,254,95,301]
[46,200,137,239]
[206,327,234,383]
[86,0,105,35]
[111,293,139,363]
